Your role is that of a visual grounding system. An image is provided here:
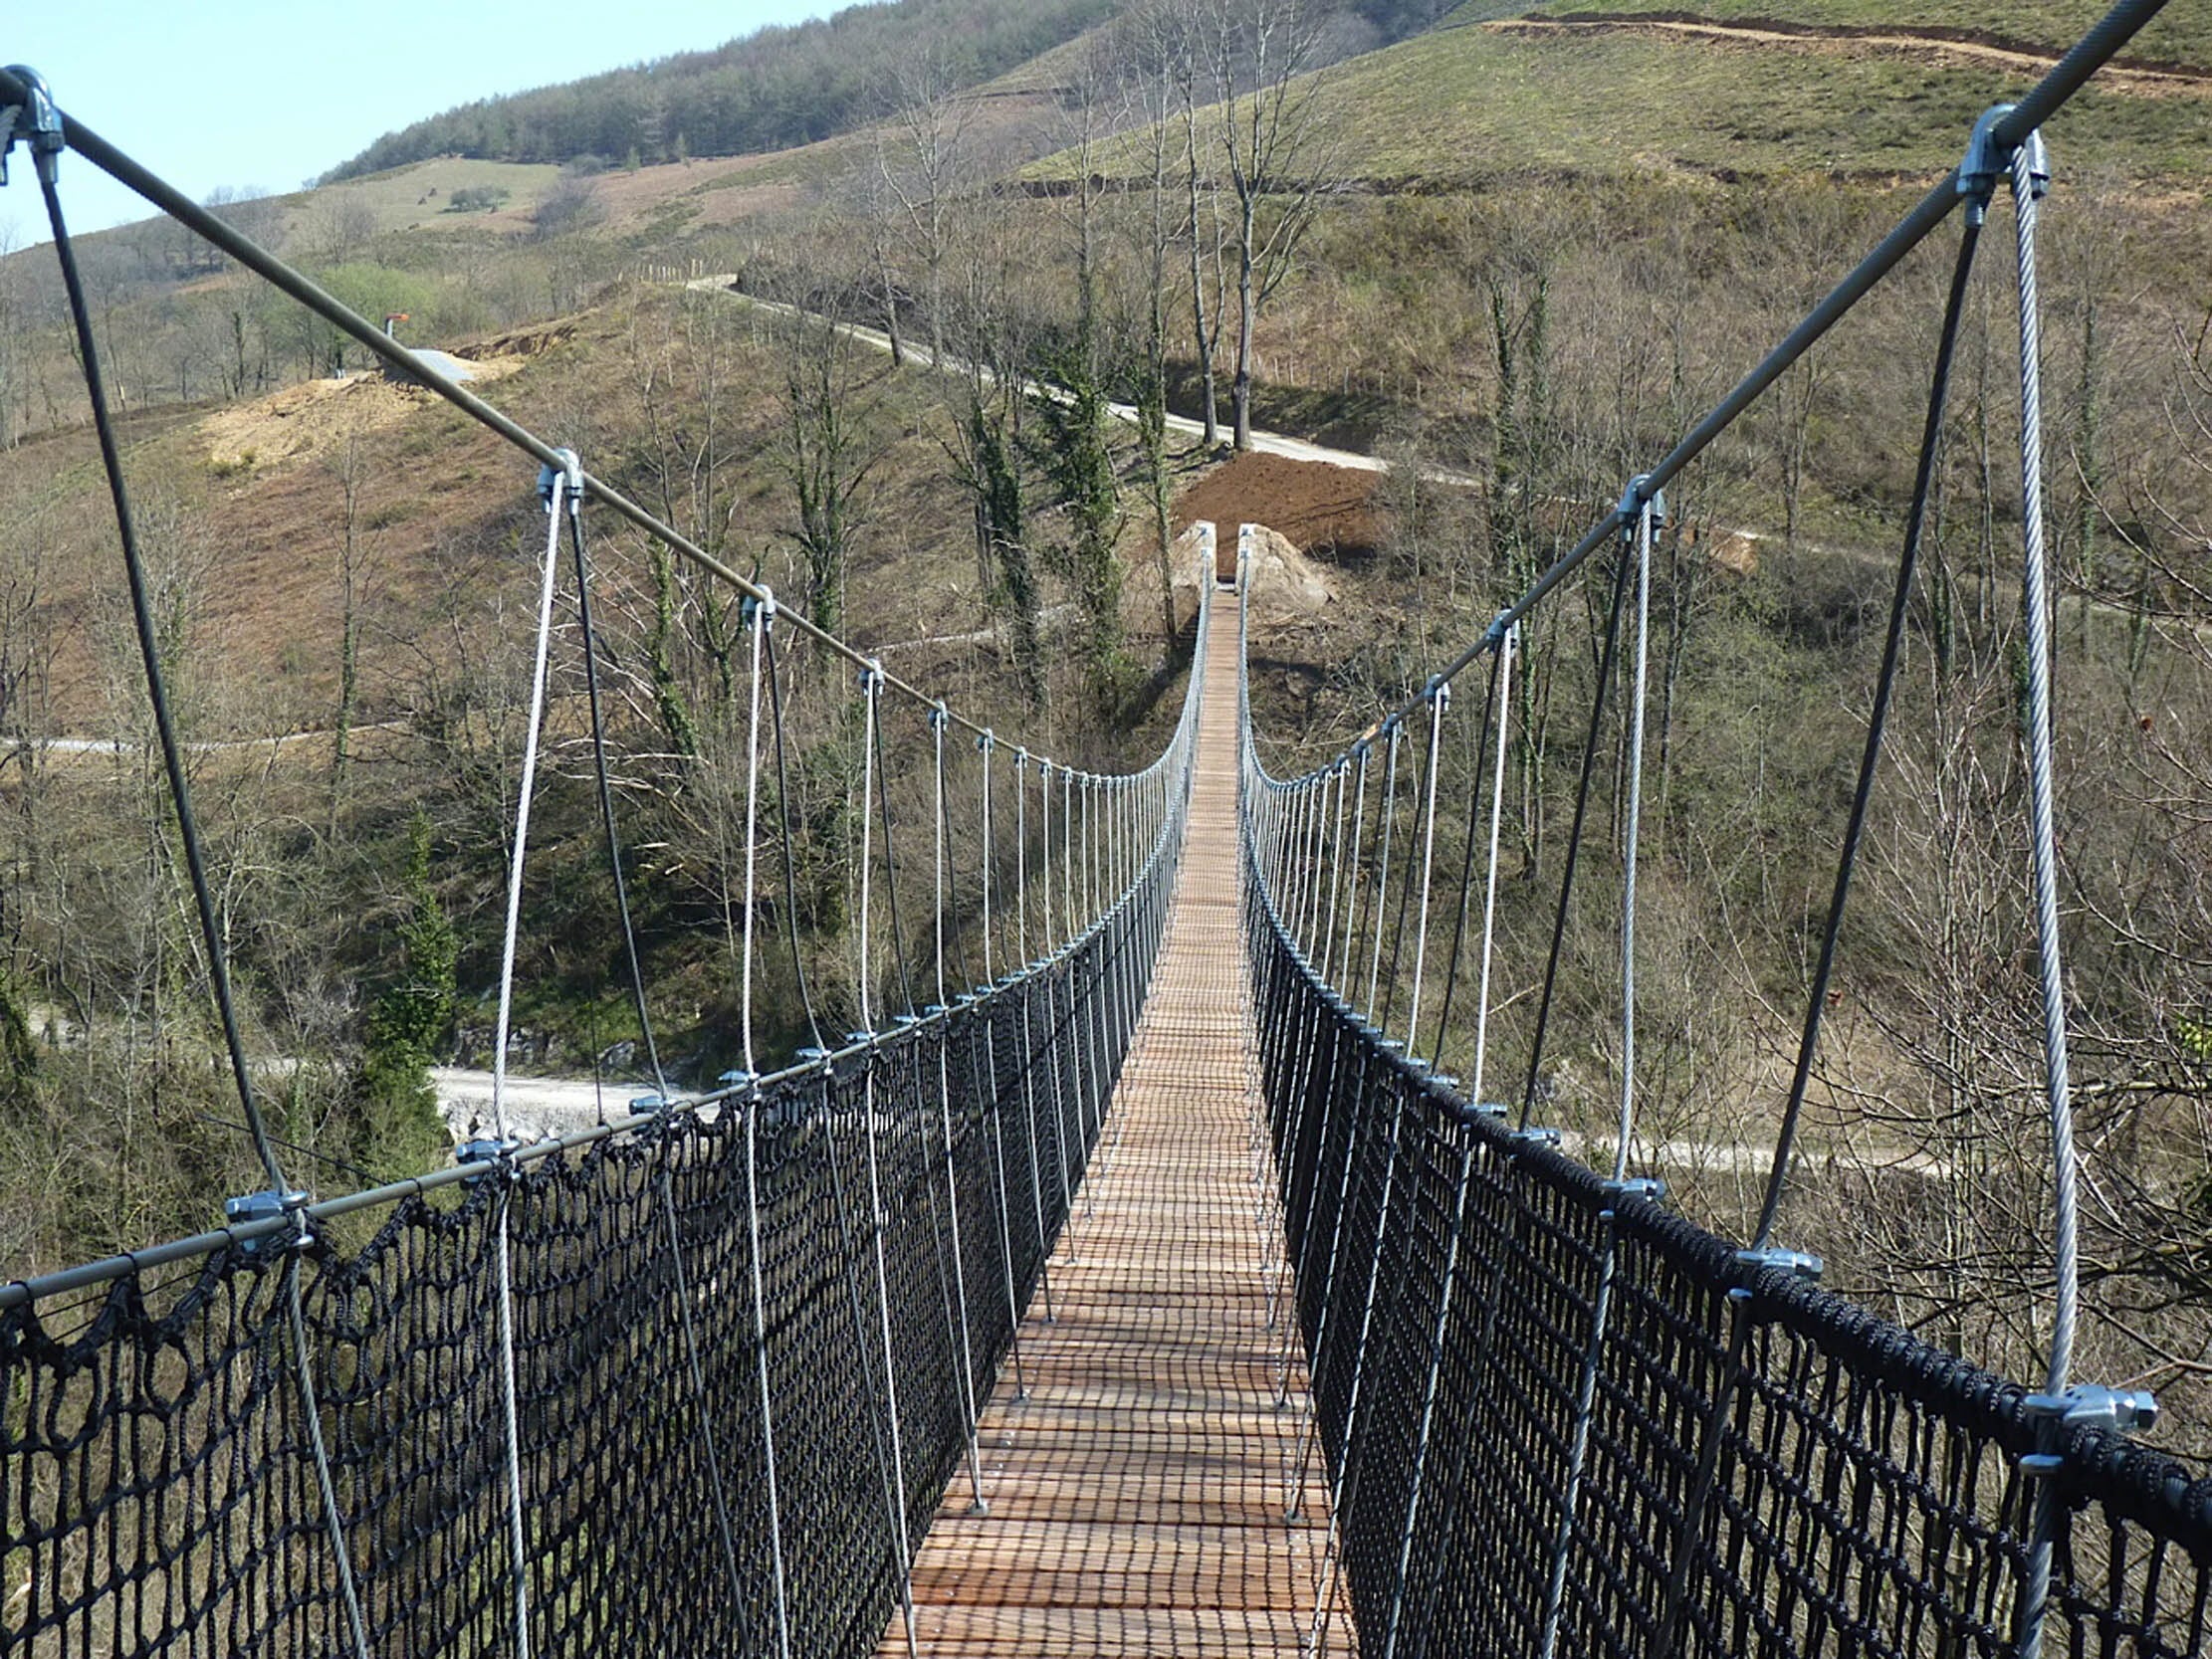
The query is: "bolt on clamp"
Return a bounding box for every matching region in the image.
[224,1187,314,1257]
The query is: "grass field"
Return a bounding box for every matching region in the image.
[1515,0,2212,67]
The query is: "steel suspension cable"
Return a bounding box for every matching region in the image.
[1647,216,2008,1658]
[1364,722,1404,1018]
[1382,622,1516,1659]
[1539,493,1659,1659]
[2007,131,2092,1659]
[929,709,995,1508]
[736,597,794,1659]
[563,470,752,1641]
[854,665,922,1659]
[762,624,825,1053]
[1431,633,1510,1070]
[1519,543,1635,1130]
[33,145,378,1659]
[1751,218,1985,1250]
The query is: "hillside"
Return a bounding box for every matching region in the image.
[322,0,1126,179]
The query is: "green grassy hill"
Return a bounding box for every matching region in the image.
[1306,13,2212,182]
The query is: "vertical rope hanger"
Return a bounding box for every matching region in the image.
[1383,625,1516,1659]
[560,462,753,1648]
[32,118,377,1659]
[1308,675,1449,1659]
[852,664,922,1659]
[945,713,1029,1403]
[734,595,793,1659]
[1539,491,1660,1659]
[1652,212,1994,1659]
[475,464,573,1659]
[929,708,992,1513]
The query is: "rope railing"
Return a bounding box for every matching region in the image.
[0,55,1219,1650]
[0,568,1207,1656]
[1237,2,2210,1653]
[0,538,1209,1652]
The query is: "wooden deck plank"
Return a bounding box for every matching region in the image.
[877,591,1354,1656]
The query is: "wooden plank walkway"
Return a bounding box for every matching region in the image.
[878,588,1353,1656]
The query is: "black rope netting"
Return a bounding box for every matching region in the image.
[0,870,1173,1658]
[1245,870,2212,1658]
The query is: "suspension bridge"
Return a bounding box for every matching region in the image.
[4,2,2212,1654]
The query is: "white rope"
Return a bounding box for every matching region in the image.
[1402,684,1450,1056]
[1322,761,1353,986]
[931,709,991,1514]
[1022,757,1077,1251]
[2009,134,2084,1659]
[965,728,1031,1404]
[483,470,568,1659]
[1538,499,1658,1659]
[1382,624,1517,1659]
[1366,724,1403,1017]
[739,597,793,1659]
[855,665,921,1659]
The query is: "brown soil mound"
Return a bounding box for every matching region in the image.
[1173,452,1382,564]
[199,356,522,473]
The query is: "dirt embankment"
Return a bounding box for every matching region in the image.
[1173,453,1386,566]
[1497,13,2212,95]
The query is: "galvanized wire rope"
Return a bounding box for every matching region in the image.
[1537,492,1658,1659]
[564,476,751,1643]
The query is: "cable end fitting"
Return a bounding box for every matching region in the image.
[223,1187,314,1257]
[2020,1385,2159,1472]
[977,727,995,753]
[537,448,584,511]
[1600,1176,1665,1220]
[743,587,776,627]
[1481,608,1514,652]
[1961,105,2049,217]
[456,1139,523,1188]
[0,68,64,188]
[857,659,883,695]
[1731,1245,1824,1301]
[1617,474,1663,529]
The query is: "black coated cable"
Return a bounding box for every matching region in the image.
[39,169,287,1195]
[1430,639,1508,1071]
[563,498,668,1098]
[1518,540,1635,1131]
[1751,218,1984,1250]
[764,624,825,1053]
[872,709,919,1021]
[564,500,750,1640]
[1378,696,1435,1037]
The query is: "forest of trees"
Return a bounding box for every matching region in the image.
[320,0,1465,180]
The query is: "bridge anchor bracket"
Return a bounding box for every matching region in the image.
[1959,104,2051,224]
[223,1187,315,1258]
[2018,1385,2158,1474]
[0,66,63,189]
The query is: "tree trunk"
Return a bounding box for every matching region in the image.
[1232,194,1257,452]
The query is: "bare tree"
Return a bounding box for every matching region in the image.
[1170,5,1230,448]
[1122,0,1198,642]
[878,46,976,375]
[1207,0,1337,451]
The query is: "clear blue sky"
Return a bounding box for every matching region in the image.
[2,0,842,242]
